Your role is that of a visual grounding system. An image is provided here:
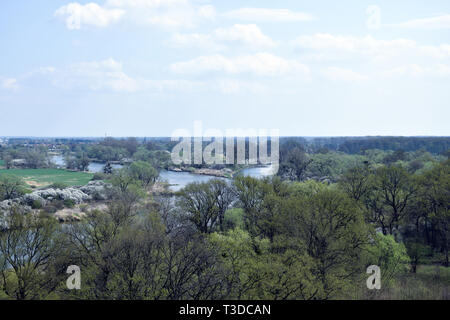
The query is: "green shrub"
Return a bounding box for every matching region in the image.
[223,208,244,230]
[92,172,108,181]
[31,199,43,209]
[43,205,58,214]
[63,199,76,208]
[365,234,410,288]
[0,174,27,200]
[49,182,68,189]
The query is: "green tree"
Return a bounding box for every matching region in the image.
[3,154,12,170]
[24,148,48,169]
[234,176,294,241]
[281,189,370,298]
[103,161,113,175]
[404,239,430,273]
[0,174,26,200]
[110,168,138,193]
[0,210,66,300]
[339,164,372,202]
[365,234,410,287]
[177,181,225,234]
[132,147,152,162]
[366,166,416,235]
[208,229,270,299]
[78,152,90,171]
[129,161,158,188]
[416,160,450,266]
[209,179,234,231]
[278,147,312,181]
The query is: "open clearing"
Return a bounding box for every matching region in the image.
[0,169,94,187]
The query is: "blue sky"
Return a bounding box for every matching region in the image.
[1,0,450,137]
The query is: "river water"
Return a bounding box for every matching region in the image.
[51,155,273,191]
[159,166,274,191]
[51,155,123,173]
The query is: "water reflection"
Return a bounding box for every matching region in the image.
[50,155,123,173]
[159,165,274,191]
[159,171,227,192]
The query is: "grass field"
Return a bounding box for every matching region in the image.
[0,169,94,187]
[0,159,4,168]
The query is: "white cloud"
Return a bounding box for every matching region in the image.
[16,59,205,93]
[294,34,416,55]
[418,45,450,59]
[321,67,368,83]
[145,79,205,92]
[294,34,450,80]
[214,79,266,94]
[54,3,125,30]
[143,3,216,29]
[62,58,139,92]
[34,67,57,75]
[197,5,216,20]
[382,64,450,78]
[1,78,19,91]
[168,24,275,49]
[170,53,310,77]
[7,60,270,95]
[293,33,450,65]
[214,24,275,47]
[392,14,450,29]
[56,0,215,29]
[223,7,314,22]
[168,33,220,49]
[105,0,188,7]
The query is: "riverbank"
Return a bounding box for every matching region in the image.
[169,167,233,178]
[50,154,123,173]
[168,164,273,179]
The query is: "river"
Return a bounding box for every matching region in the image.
[51,155,123,173]
[159,166,274,191]
[51,155,273,191]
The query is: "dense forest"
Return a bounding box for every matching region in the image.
[0,136,449,300]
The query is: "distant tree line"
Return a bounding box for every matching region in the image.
[303,136,450,155]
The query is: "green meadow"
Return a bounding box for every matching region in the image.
[0,169,93,187]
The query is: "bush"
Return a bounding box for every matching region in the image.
[92,172,108,181]
[31,199,43,209]
[365,234,410,287]
[223,208,244,230]
[63,199,76,208]
[0,174,27,200]
[43,205,58,214]
[48,182,68,190]
[42,200,65,213]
